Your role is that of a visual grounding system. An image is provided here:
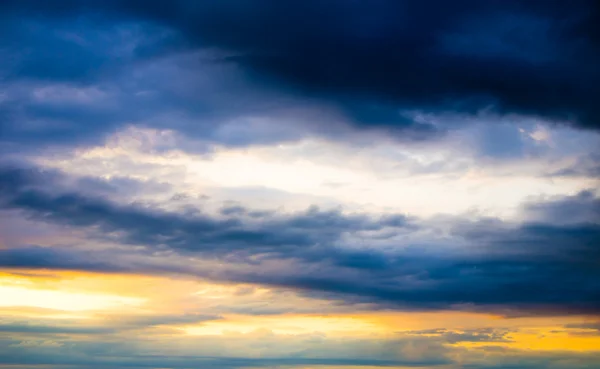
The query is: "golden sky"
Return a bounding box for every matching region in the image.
[1,268,599,368]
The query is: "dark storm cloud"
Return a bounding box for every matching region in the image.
[1,165,599,316]
[146,0,599,129]
[1,0,599,152]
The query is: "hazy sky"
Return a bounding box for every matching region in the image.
[0,1,599,368]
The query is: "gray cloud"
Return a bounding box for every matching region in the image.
[522,190,600,225]
[0,335,451,368]
[0,165,598,316]
[404,328,514,344]
[565,321,600,332]
[0,313,220,336]
[1,0,598,155]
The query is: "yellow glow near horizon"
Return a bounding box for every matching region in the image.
[0,271,145,312]
[486,328,600,352]
[0,285,143,312]
[1,268,599,356]
[185,314,388,336]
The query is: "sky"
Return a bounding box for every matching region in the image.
[0,1,599,368]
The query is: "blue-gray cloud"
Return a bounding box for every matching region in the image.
[0,0,598,152]
[0,313,220,336]
[405,328,514,344]
[0,333,451,368]
[0,165,598,316]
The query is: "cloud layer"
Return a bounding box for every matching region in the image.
[0,2,599,369]
[1,165,598,316]
[1,0,599,151]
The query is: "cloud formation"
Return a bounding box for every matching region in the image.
[0,2,599,368]
[1,0,599,151]
[1,165,598,315]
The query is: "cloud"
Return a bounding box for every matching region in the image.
[0,322,115,335]
[0,324,598,369]
[0,166,411,255]
[1,0,598,153]
[565,321,600,332]
[0,333,452,368]
[405,328,514,344]
[0,3,598,368]
[0,165,598,316]
[40,2,600,127]
[459,351,600,369]
[0,313,220,336]
[548,153,600,178]
[521,190,600,225]
[0,352,446,369]
[0,245,124,273]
